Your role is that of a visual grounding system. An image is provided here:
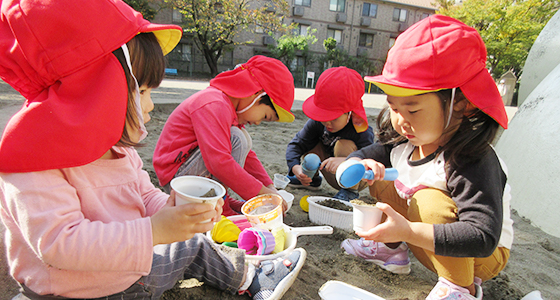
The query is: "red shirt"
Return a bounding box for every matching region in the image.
[153,87,272,200]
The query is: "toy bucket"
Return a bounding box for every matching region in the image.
[241,194,283,230]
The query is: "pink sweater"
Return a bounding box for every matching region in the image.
[0,146,168,298]
[153,87,273,200]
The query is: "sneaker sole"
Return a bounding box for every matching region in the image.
[342,251,411,275]
[287,183,321,191]
[266,248,307,300]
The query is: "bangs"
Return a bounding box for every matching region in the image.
[128,32,166,88]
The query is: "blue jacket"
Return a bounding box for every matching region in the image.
[286,119,374,175]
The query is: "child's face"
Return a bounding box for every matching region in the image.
[237,100,279,126]
[321,113,350,133]
[127,84,154,142]
[387,93,448,153]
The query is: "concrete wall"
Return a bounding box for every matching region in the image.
[518,11,560,106]
[495,62,560,238]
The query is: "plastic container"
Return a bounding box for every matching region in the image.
[319,280,386,300]
[307,197,353,232]
[351,202,383,232]
[273,173,290,189]
[277,190,294,212]
[302,153,321,178]
[241,194,283,230]
[520,291,543,300]
[170,175,226,222]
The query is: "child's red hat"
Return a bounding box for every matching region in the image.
[0,0,182,172]
[210,55,295,123]
[365,15,508,129]
[303,67,369,133]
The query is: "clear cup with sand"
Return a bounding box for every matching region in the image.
[350,199,383,232]
[170,175,226,223]
[241,194,284,230]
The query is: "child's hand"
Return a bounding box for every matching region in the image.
[320,157,346,173]
[356,202,435,252]
[362,159,387,184]
[151,200,217,246]
[356,202,410,243]
[292,165,312,185]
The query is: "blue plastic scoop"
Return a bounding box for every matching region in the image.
[335,160,399,188]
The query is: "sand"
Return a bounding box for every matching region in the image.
[1,80,560,300]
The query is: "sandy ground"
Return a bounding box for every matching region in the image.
[1,80,560,300]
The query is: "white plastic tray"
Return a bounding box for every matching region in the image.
[319,280,386,300]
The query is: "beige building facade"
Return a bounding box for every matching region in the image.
[153,0,436,83]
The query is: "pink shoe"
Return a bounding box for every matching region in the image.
[427,277,483,300]
[341,238,411,274]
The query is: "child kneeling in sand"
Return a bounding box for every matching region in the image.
[285,67,374,201]
[153,55,295,216]
[0,1,305,299]
[340,15,513,300]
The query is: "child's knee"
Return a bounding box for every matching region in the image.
[409,188,458,224]
[333,139,357,157]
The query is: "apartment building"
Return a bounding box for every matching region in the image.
[153,0,436,82]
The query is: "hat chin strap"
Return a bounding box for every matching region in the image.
[445,88,456,129]
[121,44,147,142]
[236,92,266,114]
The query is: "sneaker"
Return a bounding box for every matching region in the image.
[426,277,482,300]
[248,248,307,300]
[341,238,411,274]
[286,175,322,191]
[333,188,359,201]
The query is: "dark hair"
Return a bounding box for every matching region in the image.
[258,93,278,119]
[111,32,165,147]
[376,89,499,167]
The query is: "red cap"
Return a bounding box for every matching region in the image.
[210,55,295,123]
[303,67,369,132]
[364,15,508,129]
[0,0,182,172]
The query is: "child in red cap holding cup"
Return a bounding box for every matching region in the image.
[153,55,295,216]
[285,67,374,200]
[0,1,306,299]
[340,15,513,300]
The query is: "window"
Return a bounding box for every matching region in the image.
[290,56,305,70]
[172,9,182,22]
[421,13,430,20]
[327,28,343,43]
[330,0,345,12]
[294,24,310,36]
[358,33,374,48]
[393,8,407,22]
[362,3,377,17]
[295,0,311,7]
[181,44,191,61]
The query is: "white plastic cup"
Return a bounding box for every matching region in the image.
[170,176,226,222]
[351,202,383,232]
[273,173,290,189]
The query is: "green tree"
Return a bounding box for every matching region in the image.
[123,0,157,21]
[319,38,375,76]
[268,28,317,66]
[165,0,289,77]
[435,0,559,79]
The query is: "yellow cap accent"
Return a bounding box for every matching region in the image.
[366,81,443,97]
[152,29,183,55]
[272,101,295,123]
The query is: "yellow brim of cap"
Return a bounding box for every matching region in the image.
[152,29,182,55]
[272,102,295,123]
[369,81,443,97]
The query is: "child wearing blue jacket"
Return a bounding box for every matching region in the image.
[285,67,374,200]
